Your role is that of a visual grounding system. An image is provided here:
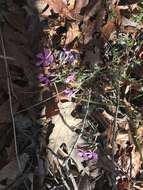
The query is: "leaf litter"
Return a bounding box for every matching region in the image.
[0,0,143,190]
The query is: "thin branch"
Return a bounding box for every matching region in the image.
[0,30,22,172]
[63,90,91,166]
[0,54,15,61]
[111,80,120,190]
[111,82,120,162]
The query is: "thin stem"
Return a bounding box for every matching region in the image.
[63,90,91,166]
[0,30,22,172]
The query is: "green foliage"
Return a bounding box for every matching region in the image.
[133,7,143,23]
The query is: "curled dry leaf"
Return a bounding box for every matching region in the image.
[65,22,80,44]
[131,148,141,178]
[68,0,76,10]
[36,0,76,19]
[101,20,116,43]
[116,131,141,178]
[46,102,86,173]
[121,16,138,29]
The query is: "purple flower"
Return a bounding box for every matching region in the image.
[65,73,75,83]
[78,150,98,161]
[61,48,75,63]
[36,48,54,67]
[38,74,50,85]
[64,88,74,98]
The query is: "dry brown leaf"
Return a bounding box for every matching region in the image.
[118,3,139,11]
[45,97,59,118]
[117,177,129,190]
[121,16,138,27]
[65,22,80,44]
[68,0,76,10]
[101,20,116,42]
[36,0,76,19]
[46,102,86,173]
[131,148,141,177]
[117,130,141,178]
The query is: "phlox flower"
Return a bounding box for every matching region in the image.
[36,48,54,67]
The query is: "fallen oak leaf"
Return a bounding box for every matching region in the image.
[121,16,138,27]
[36,0,79,20]
[46,102,86,173]
[65,22,80,44]
[101,19,116,43]
[68,0,76,10]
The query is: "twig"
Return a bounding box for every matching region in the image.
[0,55,15,61]
[53,82,61,103]
[111,81,120,190]
[16,91,63,114]
[124,99,143,166]
[63,90,91,166]
[0,30,22,172]
[16,71,98,114]
[112,82,120,162]
[0,30,29,190]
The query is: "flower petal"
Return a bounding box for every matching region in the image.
[48,54,54,63]
[44,48,50,56]
[85,152,93,159]
[64,88,73,97]
[92,152,98,160]
[36,60,44,66]
[78,151,85,157]
[36,53,44,59]
[65,73,75,83]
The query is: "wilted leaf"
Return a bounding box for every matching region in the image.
[121,16,138,27]
[68,0,76,10]
[45,97,59,118]
[47,102,86,172]
[65,22,80,44]
[36,0,76,19]
[117,177,129,190]
[101,20,116,43]
[131,148,141,178]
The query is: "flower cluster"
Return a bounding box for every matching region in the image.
[59,48,75,64]
[36,47,79,98]
[36,48,54,67]
[78,150,98,161]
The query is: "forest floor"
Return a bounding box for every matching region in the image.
[0,0,143,189]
